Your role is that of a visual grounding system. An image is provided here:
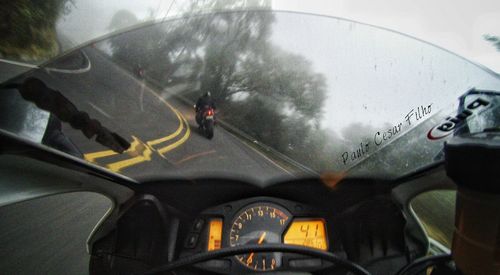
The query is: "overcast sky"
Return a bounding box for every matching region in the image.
[56,0,500,133]
[273,0,500,73]
[58,0,500,73]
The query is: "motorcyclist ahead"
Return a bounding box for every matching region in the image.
[195,91,216,126]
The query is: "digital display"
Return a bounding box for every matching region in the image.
[207,218,223,251]
[284,219,328,250]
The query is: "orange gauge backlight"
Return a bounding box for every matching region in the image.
[284,219,328,250]
[208,218,223,251]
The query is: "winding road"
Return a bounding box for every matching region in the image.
[0,47,290,274]
[0,44,453,275]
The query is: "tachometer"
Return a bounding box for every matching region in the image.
[229,204,290,271]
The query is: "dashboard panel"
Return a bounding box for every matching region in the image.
[180,196,339,273]
[89,177,422,275]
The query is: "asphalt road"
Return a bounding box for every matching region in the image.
[39,47,288,182]
[0,46,455,274]
[0,47,290,274]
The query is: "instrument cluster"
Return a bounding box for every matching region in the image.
[181,197,336,273]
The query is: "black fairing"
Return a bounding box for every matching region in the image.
[90,198,171,275]
[88,177,425,275]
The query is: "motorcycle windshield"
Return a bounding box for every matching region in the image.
[1,8,500,184]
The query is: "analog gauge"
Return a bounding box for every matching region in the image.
[229,204,290,271]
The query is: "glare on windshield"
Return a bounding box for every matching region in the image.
[1,6,500,182]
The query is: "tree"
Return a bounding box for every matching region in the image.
[484,34,500,51]
[105,2,331,172]
[0,0,73,61]
[231,46,327,121]
[108,10,139,31]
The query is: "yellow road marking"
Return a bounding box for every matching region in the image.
[84,134,141,163]
[174,149,216,165]
[83,81,193,172]
[157,115,191,157]
[83,110,191,172]
[143,84,192,154]
[106,136,153,172]
[147,109,183,146]
[84,150,118,163]
[126,136,142,153]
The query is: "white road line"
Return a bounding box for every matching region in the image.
[87,101,113,119]
[0,58,38,68]
[45,51,92,74]
[227,131,293,176]
[0,51,92,74]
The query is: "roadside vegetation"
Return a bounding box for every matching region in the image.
[411,190,456,248]
[105,0,339,172]
[0,0,72,61]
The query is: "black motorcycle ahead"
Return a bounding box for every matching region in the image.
[196,105,215,139]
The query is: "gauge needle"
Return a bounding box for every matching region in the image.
[247,253,254,265]
[247,232,267,265]
[257,232,267,244]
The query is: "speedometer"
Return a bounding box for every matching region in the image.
[229,204,291,271]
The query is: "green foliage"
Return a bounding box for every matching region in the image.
[0,0,73,61]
